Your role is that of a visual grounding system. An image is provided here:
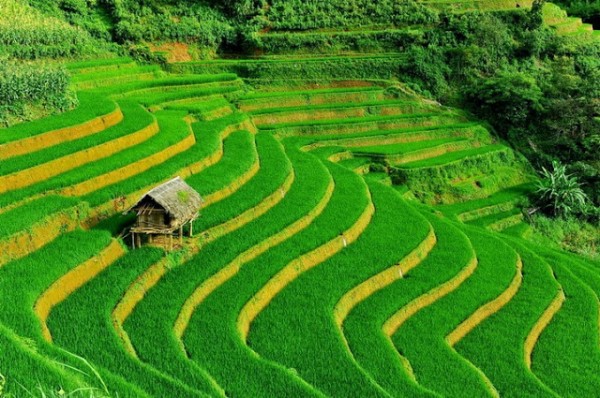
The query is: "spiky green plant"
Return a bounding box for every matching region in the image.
[536,160,588,217]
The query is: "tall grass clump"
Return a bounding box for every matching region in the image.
[0,0,93,59]
[0,61,75,126]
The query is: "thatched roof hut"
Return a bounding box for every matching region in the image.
[128,177,202,248]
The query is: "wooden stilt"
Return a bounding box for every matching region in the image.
[131,233,135,249]
[170,234,173,251]
[190,221,193,237]
[136,233,142,249]
[148,234,154,244]
[179,226,183,245]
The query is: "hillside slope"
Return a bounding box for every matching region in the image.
[0,56,598,398]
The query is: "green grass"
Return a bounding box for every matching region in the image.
[0,92,116,144]
[48,247,217,398]
[249,181,431,397]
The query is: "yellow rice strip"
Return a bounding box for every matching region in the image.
[237,190,375,342]
[446,255,523,346]
[523,289,565,369]
[34,239,125,342]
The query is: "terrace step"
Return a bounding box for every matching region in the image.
[66,57,136,74]
[532,251,600,396]
[353,138,479,165]
[0,197,84,267]
[264,112,467,137]
[0,94,123,160]
[249,182,434,397]
[237,87,387,112]
[0,102,158,195]
[0,230,144,397]
[250,100,440,126]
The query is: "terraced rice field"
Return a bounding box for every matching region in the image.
[1,55,599,398]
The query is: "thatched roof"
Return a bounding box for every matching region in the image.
[130,177,203,225]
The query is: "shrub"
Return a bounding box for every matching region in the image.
[0,61,75,125]
[535,160,588,217]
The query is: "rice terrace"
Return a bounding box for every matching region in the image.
[0,0,599,397]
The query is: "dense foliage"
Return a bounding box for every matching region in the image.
[0,62,75,126]
[264,0,439,30]
[0,0,94,59]
[391,6,600,216]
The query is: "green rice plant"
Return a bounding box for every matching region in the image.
[386,226,519,397]
[0,92,117,145]
[342,213,478,397]
[47,248,218,398]
[194,132,292,233]
[398,145,510,169]
[465,207,523,229]
[337,157,371,172]
[452,238,561,397]
[185,130,258,197]
[438,183,535,221]
[0,231,145,398]
[71,65,161,84]
[262,112,465,136]
[181,162,371,397]
[531,249,600,396]
[93,74,240,98]
[0,101,154,176]
[124,142,334,396]
[248,181,432,397]
[295,122,484,146]
[81,113,252,209]
[238,86,383,105]
[351,137,472,156]
[0,196,81,240]
[0,323,87,396]
[125,85,243,108]
[248,99,438,117]
[0,110,190,208]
